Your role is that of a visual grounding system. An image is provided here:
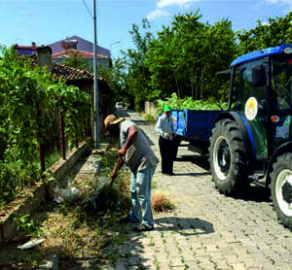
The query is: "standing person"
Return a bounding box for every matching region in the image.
[155,104,176,175]
[104,114,158,231]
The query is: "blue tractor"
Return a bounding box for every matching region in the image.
[209,44,292,229]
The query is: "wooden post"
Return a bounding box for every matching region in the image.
[36,103,46,174]
[60,110,66,160]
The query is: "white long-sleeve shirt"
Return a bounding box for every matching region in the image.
[155,114,174,140]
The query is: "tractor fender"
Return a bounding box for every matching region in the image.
[266,141,292,188]
[214,112,235,124]
[214,112,256,168]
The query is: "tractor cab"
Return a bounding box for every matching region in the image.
[230,44,292,161]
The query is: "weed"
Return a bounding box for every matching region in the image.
[108,248,119,263]
[190,224,196,233]
[153,254,160,270]
[269,257,275,265]
[144,114,156,125]
[45,149,61,168]
[152,192,175,212]
[13,213,44,238]
[60,200,75,215]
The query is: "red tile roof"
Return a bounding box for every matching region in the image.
[53,61,94,81]
[52,49,109,59]
[29,56,111,94]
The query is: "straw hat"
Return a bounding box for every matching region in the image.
[104,114,125,130]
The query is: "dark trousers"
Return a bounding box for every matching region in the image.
[159,137,174,174]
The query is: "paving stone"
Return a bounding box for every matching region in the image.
[111,111,292,270]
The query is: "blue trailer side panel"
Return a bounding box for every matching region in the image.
[172,110,221,142]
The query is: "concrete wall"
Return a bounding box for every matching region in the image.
[144,101,157,117]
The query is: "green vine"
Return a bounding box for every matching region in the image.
[0,45,90,206]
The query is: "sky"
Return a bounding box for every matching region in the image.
[0,0,291,59]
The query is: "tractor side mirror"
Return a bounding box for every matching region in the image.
[252,65,266,87]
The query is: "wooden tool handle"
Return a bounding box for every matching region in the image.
[110,156,123,187]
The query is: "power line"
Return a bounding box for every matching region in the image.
[81,0,93,18]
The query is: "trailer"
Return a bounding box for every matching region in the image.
[172,109,221,155]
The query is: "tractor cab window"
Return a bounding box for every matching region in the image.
[270,54,292,150]
[233,59,268,159]
[271,55,292,111]
[232,59,267,111]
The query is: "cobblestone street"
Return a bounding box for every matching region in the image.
[116,110,292,270]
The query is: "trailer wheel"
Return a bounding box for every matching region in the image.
[209,119,248,194]
[270,153,292,229]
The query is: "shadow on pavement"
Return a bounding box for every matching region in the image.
[230,184,271,203]
[154,217,214,236]
[177,153,271,203]
[173,172,210,177]
[177,155,210,171]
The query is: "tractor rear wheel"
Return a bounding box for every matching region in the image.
[270,153,292,229]
[209,119,248,194]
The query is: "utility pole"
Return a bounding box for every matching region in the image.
[93,0,99,148]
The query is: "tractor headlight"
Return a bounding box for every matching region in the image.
[284,47,292,54]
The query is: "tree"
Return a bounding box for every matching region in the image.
[126,19,154,110]
[237,12,292,55]
[144,11,236,102]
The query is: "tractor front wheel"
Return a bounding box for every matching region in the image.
[209,119,248,194]
[270,153,292,229]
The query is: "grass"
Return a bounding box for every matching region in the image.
[56,143,132,267]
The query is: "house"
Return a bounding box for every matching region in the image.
[13,42,37,56]
[48,35,110,68]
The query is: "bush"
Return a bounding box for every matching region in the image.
[0,162,17,207]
